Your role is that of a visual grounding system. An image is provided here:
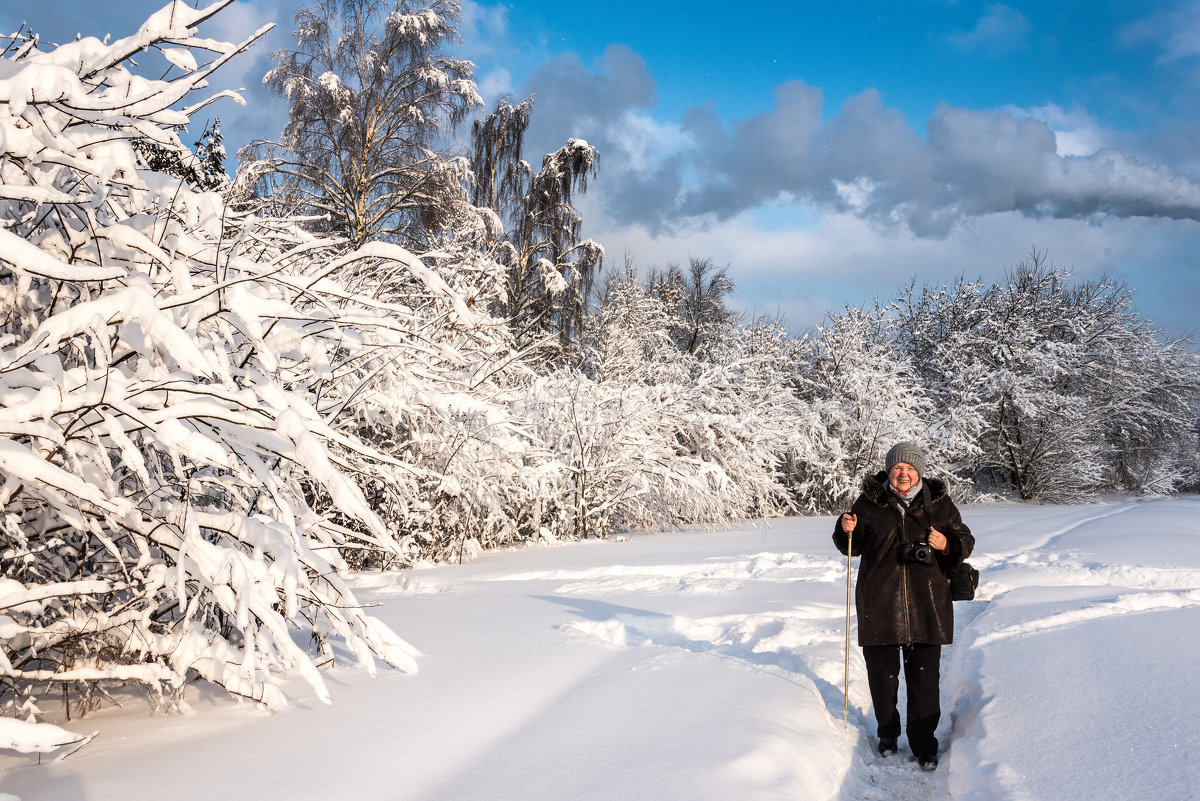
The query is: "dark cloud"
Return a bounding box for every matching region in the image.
[520,44,1200,239]
[521,44,656,156]
[681,81,825,215]
[670,88,1200,237]
[924,104,1200,226]
[517,44,685,227]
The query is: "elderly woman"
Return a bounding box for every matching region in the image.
[833,442,974,771]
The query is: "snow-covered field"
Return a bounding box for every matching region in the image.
[3,496,1198,801]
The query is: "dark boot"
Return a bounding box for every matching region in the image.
[914,753,938,771]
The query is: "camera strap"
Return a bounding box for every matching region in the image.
[885,493,907,528]
[920,482,933,525]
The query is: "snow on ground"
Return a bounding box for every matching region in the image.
[2,496,1199,800]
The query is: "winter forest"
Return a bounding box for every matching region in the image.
[2,0,1200,755]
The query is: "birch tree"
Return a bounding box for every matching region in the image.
[471,97,604,358]
[647,257,737,357]
[242,0,480,250]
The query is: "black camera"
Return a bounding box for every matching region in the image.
[899,540,935,565]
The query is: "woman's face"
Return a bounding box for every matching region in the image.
[889,462,919,492]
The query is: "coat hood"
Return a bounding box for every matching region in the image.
[860,472,951,507]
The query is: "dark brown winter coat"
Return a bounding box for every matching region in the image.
[833,473,974,647]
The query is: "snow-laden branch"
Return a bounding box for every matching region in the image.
[0,0,447,740]
[0,717,96,757]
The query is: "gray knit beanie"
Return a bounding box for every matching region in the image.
[885,442,926,476]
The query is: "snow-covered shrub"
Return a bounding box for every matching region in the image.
[674,319,810,518]
[310,242,551,564]
[0,1,441,731]
[578,281,805,529]
[895,255,1200,502]
[787,305,948,512]
[513,373,732,538]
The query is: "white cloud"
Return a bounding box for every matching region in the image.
[605,111,690,173]
[946,3,1031,54]
[585,204,1200,340]
[457,0,511,57]
[1121,1,1200,64]
[1001,103,1111,156]
[833,177,880,213]
[477,68,515,106]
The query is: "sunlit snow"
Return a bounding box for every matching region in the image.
[3,499,1197,801]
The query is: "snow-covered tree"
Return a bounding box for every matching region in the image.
[895,251,1200,502]
[241,0,481,250]
[679,319,813,517]
[578,261,811,524]
[785,305,938,511]
[471,97,604,359]
[1047,275,1200,495]
[132,118,228,191]
[192,118,229,190]
[0,0,458,735]
[646,257,737,357]
[583,259,695,385]
[1098,329,1200,494]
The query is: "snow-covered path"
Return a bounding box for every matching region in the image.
[3,497,1199,801]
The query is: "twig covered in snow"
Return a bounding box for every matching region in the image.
[0,0,438,738]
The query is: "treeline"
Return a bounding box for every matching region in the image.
[1,0,1197,737]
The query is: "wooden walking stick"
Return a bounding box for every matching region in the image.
[844,525,852,726]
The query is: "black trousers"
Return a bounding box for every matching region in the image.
[862,643,942,757]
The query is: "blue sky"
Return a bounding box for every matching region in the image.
[6,0,1200,340]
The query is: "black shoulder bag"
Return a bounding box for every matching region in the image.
[949,561,980,601]
[920,483,979,601]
